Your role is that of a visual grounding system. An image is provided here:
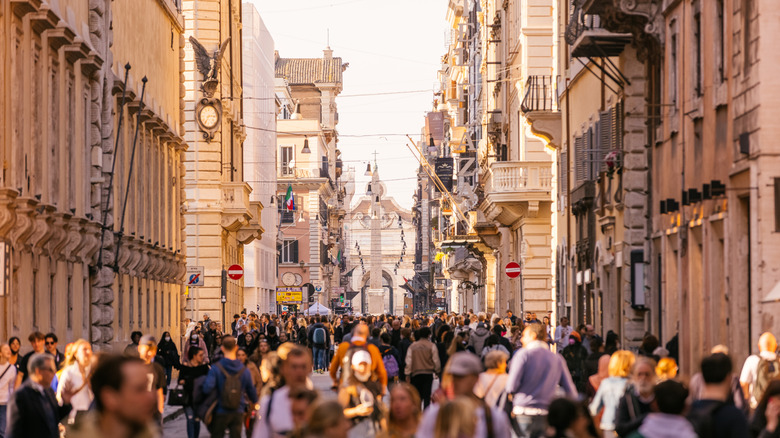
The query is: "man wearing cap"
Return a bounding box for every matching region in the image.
[417,352,511,438]
[137,335,167,423]
[329,323,387,391]
[506,323,577,438]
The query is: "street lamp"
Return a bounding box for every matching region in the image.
[365,162,372,176]
[301,136,311,154]
[427,135,437,156]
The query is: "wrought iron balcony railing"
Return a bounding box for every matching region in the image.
[521,75,559,114]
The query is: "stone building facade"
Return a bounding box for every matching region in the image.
[0,0,188,349]
[182,0,261,325]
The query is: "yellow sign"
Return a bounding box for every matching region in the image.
[276,287,303,303]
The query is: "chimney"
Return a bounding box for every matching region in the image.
[323,46,333,60]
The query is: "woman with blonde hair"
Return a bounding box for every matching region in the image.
[298,400,351,438]
[383,383,422,438]
[433,396,477,438]
[57,339,94,423]
[296,317,308,346]
[655,357,678,381]
[589,350,636,437]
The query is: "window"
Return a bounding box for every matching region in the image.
[559,150,568,195]
[669,21,679,106]
[716,0,725,82]
[693,4,702,96]
[278,194,300,224]
[575,136,586,182]
[280,146,293,176]
[278,239,299,264]
[743,0,753,74]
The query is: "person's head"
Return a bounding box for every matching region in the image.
[241,310,247,318]
[656,357,678,380]
[0,343,10,362]
[560,316,570,327]
[137,335,157,363]
[521,323,546,346]
[392,319,401,330]
[27,353,57,386]
[484,350,509,373]
[653,380,688,415]
[608,350,636,378]
[221,336,238,359]
[380,332,392,346]
[700,353,732,386]
[233,314,240,323]
[257,338,270,354]
[306,401,351,438]
[400,327,412,340]
[289,388,319,426]
[491,325,504,338]
[350,350,373,382]
[237,348,249,364]
[542,316,550,325]
[506,310,513,318]
[632,357,658,396]
[547,398,597,437]
[187,346,205,366]
[8,337,20,355]
[416,326,431,341]
[371,328,381,340]
[44,333,58,354]
[444,352,483,397]
[208,321,217,331]
[72,339,93,368]
[640,334,660,355]
[160,331,172,343]
[91,354,156,427]
[281,346,311,389]
[279,332,288,343]
[28,331,45,353]
[434,396,477,438]
[130,331,143,344]
[759,332,778,353]
[389,383,422,426]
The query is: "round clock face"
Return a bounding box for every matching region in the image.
[199,105,219,129]
[282,272,296,286]
[294,273,303,286]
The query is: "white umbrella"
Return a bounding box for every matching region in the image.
[304,302,331,316]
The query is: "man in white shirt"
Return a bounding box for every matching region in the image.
[554,316,573,353]
[740,331,778,409]
[252,346,312,438]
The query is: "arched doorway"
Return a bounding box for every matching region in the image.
[360,271,395,315]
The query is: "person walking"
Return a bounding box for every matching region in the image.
[330,323,387,392]
[740,332,779,410]
[615,357,657,437]
[6,354,75,438]
[137,335,166,424]
[56,339,93,424]
[554,317,573,353]
[43,333,64,370]
[589,350,635,437]
[15,331,46,385]
[124,331,143,357]
[0,343,18,438]
[378,333,401,383]
[625,380,696,438]
[309,316,331,373]
[253,346,312,437]
[505,323,577,438]
[203,336,259,438]
[687,353,749,438]
[184,329,209,365]
[157,331,180,388]
[178,346,210,438]
[474,350,510,407]
[385,382,422,438]
[404,327,440,408]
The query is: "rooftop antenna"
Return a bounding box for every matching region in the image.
[327,28,330,47]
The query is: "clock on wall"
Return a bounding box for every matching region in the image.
[294,273,303,286]
[195,97,222,141]
[282,272,296,286]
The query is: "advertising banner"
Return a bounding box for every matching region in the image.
[276,287,303,304]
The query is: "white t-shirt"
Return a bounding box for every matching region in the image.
[252,385,292,438]
[740,351,777,408]
[57,363,94,421]
[0,363,17,404]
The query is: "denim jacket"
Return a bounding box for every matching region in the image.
[589,376,629,430]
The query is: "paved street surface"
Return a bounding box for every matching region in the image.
[162,372,336,437]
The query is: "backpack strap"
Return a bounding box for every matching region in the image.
[479,398,495,438]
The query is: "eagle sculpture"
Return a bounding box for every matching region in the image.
[189,36,231,97]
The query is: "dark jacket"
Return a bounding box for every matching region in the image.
[202,358,258,414]
[7,380,72,438]
[615,386,653,437]
[203,330,218,356]
[308,323,330,348]
[178,364,210,407]
[157,340,179,369]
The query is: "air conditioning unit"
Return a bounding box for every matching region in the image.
[454,47,466,66]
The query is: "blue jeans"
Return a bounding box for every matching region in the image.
[184,406,200,438]
[313,347,326,370]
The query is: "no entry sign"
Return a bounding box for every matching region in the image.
[227,264,244,280]
[505,261,521,278]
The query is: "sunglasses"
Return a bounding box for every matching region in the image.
[45,341,55,345]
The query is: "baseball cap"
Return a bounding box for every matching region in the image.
[446,352,483,376]
[351,350,372,367]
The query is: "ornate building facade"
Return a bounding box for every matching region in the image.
[0,0,188,349]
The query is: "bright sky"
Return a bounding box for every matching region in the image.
[248,0,448,209]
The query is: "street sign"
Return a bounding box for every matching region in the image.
[505,261,522,278]
[276,287,303,304]
[227,264,244,280]
[186,266,205,287]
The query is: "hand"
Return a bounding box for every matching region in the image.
[60,385,76,405]
[352,403,374,417]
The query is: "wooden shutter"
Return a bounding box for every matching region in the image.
[575,136,585,182]
[277,242,282,264]
[612,100,623,151]
[585,127,596,180]
[599,110,612,172]
[291,240,299,263]
[559,150,568,194]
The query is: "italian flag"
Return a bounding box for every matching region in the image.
[284,184,295,211]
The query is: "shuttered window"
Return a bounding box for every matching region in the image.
[278,239,299,264]
[559,150,568,194]
[575,136,586,182]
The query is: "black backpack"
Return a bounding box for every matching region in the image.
[216,363,245,411]
[687,401,725,438]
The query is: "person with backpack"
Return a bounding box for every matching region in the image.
[329,323,387,393]
[741,332,779,410]
[202,336,259,438]
[308,316,331,374]
[687,353,749,438]
[378,332,401,383]
[404,327,440,408]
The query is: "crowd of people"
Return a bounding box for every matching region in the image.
[2,309,780,438]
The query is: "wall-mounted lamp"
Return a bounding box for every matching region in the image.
[301,136,311,154]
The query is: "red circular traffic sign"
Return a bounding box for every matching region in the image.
[227,264,244,280]
[505,261,521,278]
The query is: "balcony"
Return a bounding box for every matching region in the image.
[521,76,562,148]
[277,166,329,191]
[480,161,552,226]
[566,13,632,58]
[220,182,253,232]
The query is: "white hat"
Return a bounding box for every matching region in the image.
[351,350,372,367]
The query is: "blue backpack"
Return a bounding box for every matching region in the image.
[313,327,327,346]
